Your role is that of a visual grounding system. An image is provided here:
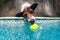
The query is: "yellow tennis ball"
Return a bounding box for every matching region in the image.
[30,23,39,31]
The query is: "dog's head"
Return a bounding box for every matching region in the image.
[23,7,35,24]
[16,2,38,24]
[22,2,38,24]
[21,2,38,17]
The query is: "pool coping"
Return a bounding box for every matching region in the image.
[0,17,60,20]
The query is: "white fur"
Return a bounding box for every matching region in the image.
[21,2,31,12]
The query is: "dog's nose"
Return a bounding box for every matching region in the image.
[29,19,35,24]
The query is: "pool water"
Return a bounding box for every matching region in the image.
[0,17,60,40]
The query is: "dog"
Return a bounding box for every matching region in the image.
[16,2,38,24]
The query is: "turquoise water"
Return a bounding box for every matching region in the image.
[0,17,60,40]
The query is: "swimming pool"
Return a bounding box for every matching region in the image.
[0,17,60,40]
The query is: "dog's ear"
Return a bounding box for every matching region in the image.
[15,12,24,17]
[30,3,38,11]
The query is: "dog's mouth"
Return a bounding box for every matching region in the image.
[28,19,35,24]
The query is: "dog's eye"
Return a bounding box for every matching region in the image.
[30,11,33,13]
[24,14,27,16]
[23,14,27,17]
